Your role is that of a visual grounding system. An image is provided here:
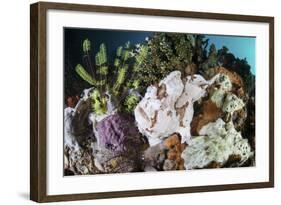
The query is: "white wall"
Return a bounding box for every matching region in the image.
[0,0,279,204]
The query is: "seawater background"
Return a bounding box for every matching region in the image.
[206,35,256,75]
[64,28,256,75]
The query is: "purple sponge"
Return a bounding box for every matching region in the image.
[96,114,141,152]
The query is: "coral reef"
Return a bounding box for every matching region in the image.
[134,71,184,145]
[144,133,186,171]
[65,39,149,173]
[64,138,100,175]
[132,34,204,93]
[93,114,148,173]
[95,114,143,152]
[181,119,253,169]
[74,39,141,116]
[191,68,248,135]
[64,92,100,175]
[64,91,93,145]
[134,70,220,145]
[93,147,142,173]
[64,32,256,175]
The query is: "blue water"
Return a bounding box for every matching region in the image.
[206,35,256,75]
[64,29,152,66]
[65,29,256,75]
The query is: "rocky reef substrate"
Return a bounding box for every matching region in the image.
[64,67,254,175]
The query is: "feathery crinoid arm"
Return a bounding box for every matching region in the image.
[112,42,132,97]
[95,43,109,92]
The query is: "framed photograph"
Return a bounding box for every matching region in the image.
[30,1,274,202]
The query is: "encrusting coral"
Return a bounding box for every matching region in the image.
[144,133,186,171]
[191,68,248,135]
[182,71,253,169]
[181,118,253,169]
